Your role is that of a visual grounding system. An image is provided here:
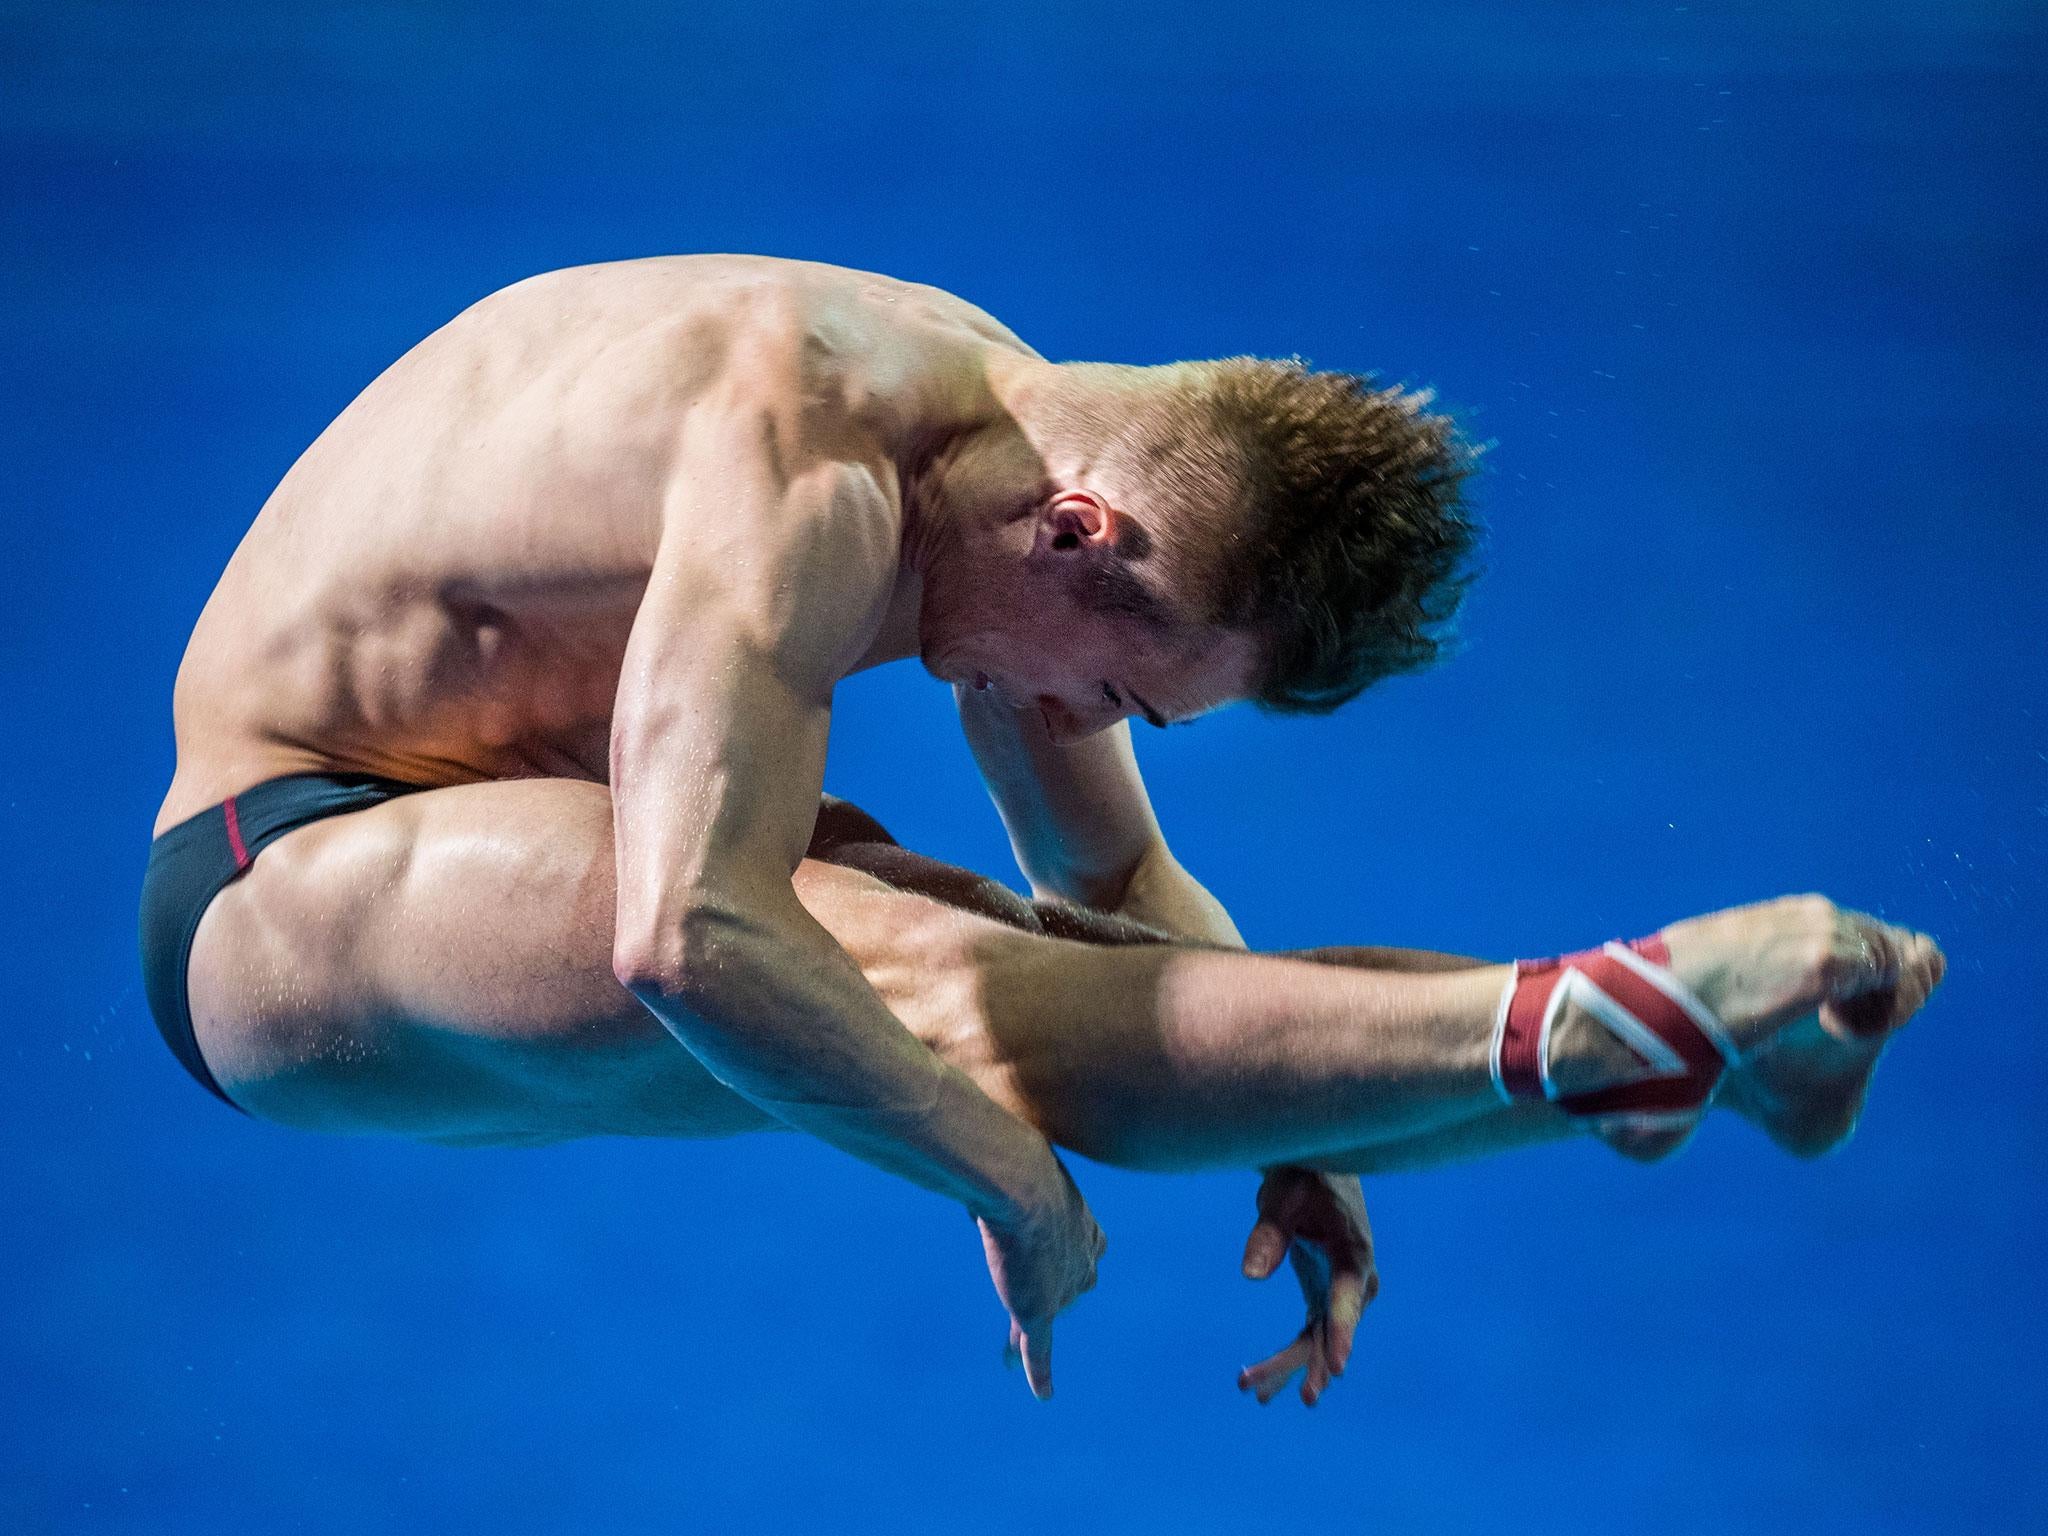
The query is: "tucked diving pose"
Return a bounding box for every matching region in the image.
[140,255,1945,1406]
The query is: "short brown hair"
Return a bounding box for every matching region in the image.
[1058,356,1483,713]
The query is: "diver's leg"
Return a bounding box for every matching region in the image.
[789,855,1941,1172]
[184,778,1938,1171]
[184,777,778,1142]
[184,777,1511,1155]
[778,837,1594,1166]
[1211,940,1942,1165]
[725,834,1943,1170]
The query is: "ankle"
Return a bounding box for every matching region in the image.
[1489,937,1736,1119]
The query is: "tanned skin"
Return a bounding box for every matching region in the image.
[157,255,1945,1404]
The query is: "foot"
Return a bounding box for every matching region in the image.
[1658,895,1946,1157]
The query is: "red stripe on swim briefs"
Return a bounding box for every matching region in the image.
[224,795,250,870]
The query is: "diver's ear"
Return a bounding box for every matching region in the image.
[1035,490,1119,556]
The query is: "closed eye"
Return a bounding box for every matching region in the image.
[1109,682,1170,729]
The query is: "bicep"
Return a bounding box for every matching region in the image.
[610,602,831,962]
[609,437,896,971]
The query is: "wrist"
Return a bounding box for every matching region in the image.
[970,1141,1072,1230]
[1117,843,1244,948]
[925,1066,1067,1228]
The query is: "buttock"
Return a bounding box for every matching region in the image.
[138,771,432,1110]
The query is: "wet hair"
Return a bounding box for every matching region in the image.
[1050,356,1483,713]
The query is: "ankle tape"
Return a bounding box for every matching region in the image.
[1491,934,1739,1125]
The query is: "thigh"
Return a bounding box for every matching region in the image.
[186,777,1076,1146]
[187,776,777,1143]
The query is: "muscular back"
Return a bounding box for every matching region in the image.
[156,255,1027,834]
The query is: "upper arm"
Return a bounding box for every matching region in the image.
[956,689,1167,908]
[608,397,898,979]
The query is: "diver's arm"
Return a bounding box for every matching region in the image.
[1110,838,1246,948]
[956,685,1244,946]
[609,421,1070,1226]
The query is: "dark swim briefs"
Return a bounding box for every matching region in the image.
[138,773,900,1114]
[138,771,429,1113]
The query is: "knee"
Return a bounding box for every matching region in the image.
[807,795,900,857]
[1029,898,1178,946]
[813,844,1047,935]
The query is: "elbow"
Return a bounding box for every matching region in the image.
[611,904,713,999]
[612,941,686,1000]
[612,896,769,1001]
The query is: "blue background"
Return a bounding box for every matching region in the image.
[4,2,2043,1531]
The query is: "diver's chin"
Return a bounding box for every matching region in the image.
[922,645,972,687]
[924,638,1000,695]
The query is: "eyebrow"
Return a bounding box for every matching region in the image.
[1125,689,1171,729]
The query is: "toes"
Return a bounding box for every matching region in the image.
[1814,914,1921,1041]
[1886,932,1945,1030]
[1913,931,1946,993]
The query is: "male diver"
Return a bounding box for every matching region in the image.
[141,255,1945,1406]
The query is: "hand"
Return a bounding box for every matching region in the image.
[976,1156,1107,1401]
[1237,1168,1378,1407]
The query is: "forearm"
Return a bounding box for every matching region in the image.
[624,895,1064,1222]
[957,683,1162,902]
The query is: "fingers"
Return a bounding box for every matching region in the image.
[1238,1271,1377,1406]
[1302,1341,1332,1407]
[1323,1265,1379,1377]
[1020,1319,1055,1400]
[1238,1334,1313,1405]
[1239,1329,1342,1408]
[1242,1218,1288,1280]
[1003,1316,1055,1403]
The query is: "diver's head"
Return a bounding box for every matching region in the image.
[915,354,1484,741]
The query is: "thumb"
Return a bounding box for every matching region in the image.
[1242,1218,1288,1279]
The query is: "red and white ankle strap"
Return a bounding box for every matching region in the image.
[1491,934,1740,1130]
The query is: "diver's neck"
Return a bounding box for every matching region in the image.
[897,348,1042,574]
[883,350,1091,670]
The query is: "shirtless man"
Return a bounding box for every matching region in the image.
[140,254,1946,1407]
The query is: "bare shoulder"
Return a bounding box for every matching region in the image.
[460,252,1033,344]
[793,257,1043,359]
[444,255,1037,459]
